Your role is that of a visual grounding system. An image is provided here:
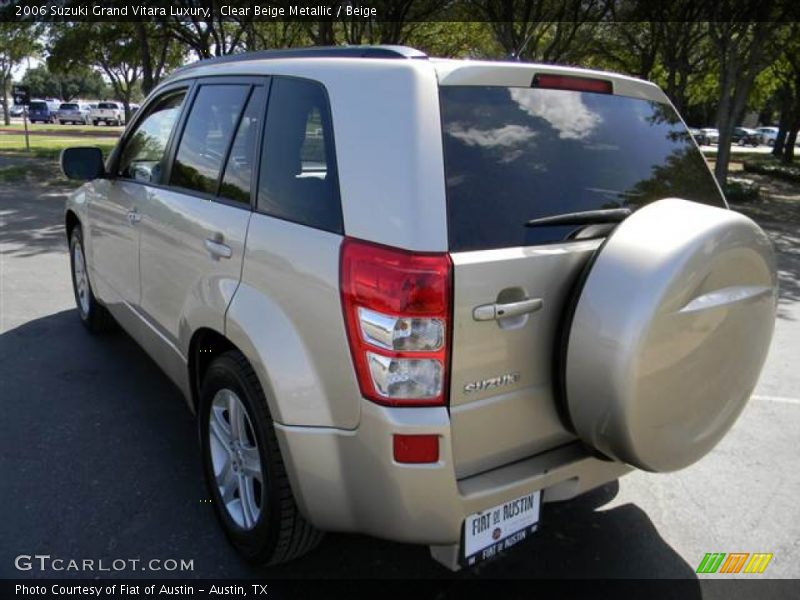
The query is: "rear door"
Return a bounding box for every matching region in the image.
[137,78,267,355]
[440,83,727,478]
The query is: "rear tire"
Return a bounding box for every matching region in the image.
[199,350,323,565]
[69,226,116,333]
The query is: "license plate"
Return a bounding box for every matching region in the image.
[462,490,541,566]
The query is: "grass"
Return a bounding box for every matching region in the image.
[0,165,28,182]
[0,121,123,134]
[0,133,118,160]
[743,155,800,184]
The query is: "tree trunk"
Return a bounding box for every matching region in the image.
[137,23,155,96]
[713,65,735,185]
[784,124,799,163]
[1,76,9,126]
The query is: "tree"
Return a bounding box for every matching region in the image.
[49,23,142,120]
[136,23,186,96]
[0,23,40,125]
[707,7,786,185]
[474,0,609,64]
[166,0,252,57]
[23,64,108,102]
[767,24,800,162]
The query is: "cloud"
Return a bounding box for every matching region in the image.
[445,123,537,148]
[510,88,601,140]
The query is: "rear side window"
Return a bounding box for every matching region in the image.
[257,77,342,234]
[440,86,725,252]
[170,85,250,195]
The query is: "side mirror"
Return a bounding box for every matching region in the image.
[60,147,106,181]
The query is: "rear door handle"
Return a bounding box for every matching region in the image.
[473,297,543,321]
[204,238,232,260]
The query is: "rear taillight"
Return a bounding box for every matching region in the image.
[340,238,452,407]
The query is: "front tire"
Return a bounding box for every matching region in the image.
[69,226,116,333]
[199,351,323,565]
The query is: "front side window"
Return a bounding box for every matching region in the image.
[257,77,342,233]
[117,91,186,184]
[170,84,250,195]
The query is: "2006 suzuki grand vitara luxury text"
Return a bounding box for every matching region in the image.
[61,46,777,570]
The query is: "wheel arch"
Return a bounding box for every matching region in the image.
[188,327,240,413]
[65,209,80,240]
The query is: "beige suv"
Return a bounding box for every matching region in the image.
[61,46,777,570]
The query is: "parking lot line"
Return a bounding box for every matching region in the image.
[752,394,800,405]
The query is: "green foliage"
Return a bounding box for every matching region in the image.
[21,65,108,102]
[724,178,761,203]
[0,23,42,123]
[48,23,143,109]
[743,156,800,183]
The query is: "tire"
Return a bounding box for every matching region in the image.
[199,350,323,565]
[69,226,116,333]
[92,120,98,126]
[562,199,776,472]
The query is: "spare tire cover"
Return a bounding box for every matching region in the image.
[565,198,777,472]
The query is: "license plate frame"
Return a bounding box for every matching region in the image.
[462,490,542,567]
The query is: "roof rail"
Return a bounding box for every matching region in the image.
[170,45,428,76]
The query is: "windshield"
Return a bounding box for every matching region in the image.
[440,86,725,252]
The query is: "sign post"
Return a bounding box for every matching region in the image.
[12,85,31,152]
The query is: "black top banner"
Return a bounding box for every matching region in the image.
[2,0,799,23]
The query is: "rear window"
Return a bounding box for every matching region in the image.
[98,102,118,109]
[60,103,79,110]
[440,86,725,252]
[28,102,47,111]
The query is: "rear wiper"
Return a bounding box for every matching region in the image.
[525,208,632,228]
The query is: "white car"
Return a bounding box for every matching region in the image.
[90,101,125,126]
[756,127,779,146]
[698,128,719,145]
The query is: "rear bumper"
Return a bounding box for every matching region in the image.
[274,399,631,547]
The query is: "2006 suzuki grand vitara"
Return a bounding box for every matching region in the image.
[61,46,777,570]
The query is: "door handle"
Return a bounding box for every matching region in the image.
[204,238,232,260]
[473,297,543,321]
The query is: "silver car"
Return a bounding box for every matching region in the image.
[57,102,91,125]
[61,46,778,570]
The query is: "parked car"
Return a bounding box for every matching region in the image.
[9,104,25,117]
[27,99,61,123]
[732,127,760,147]
[696,127,719,145]
[57,102,91,125]
[60,46,777,571]
[90,101,125,126]
[756,126,779,146]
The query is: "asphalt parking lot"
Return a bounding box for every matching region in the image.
[1,160,798,587]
